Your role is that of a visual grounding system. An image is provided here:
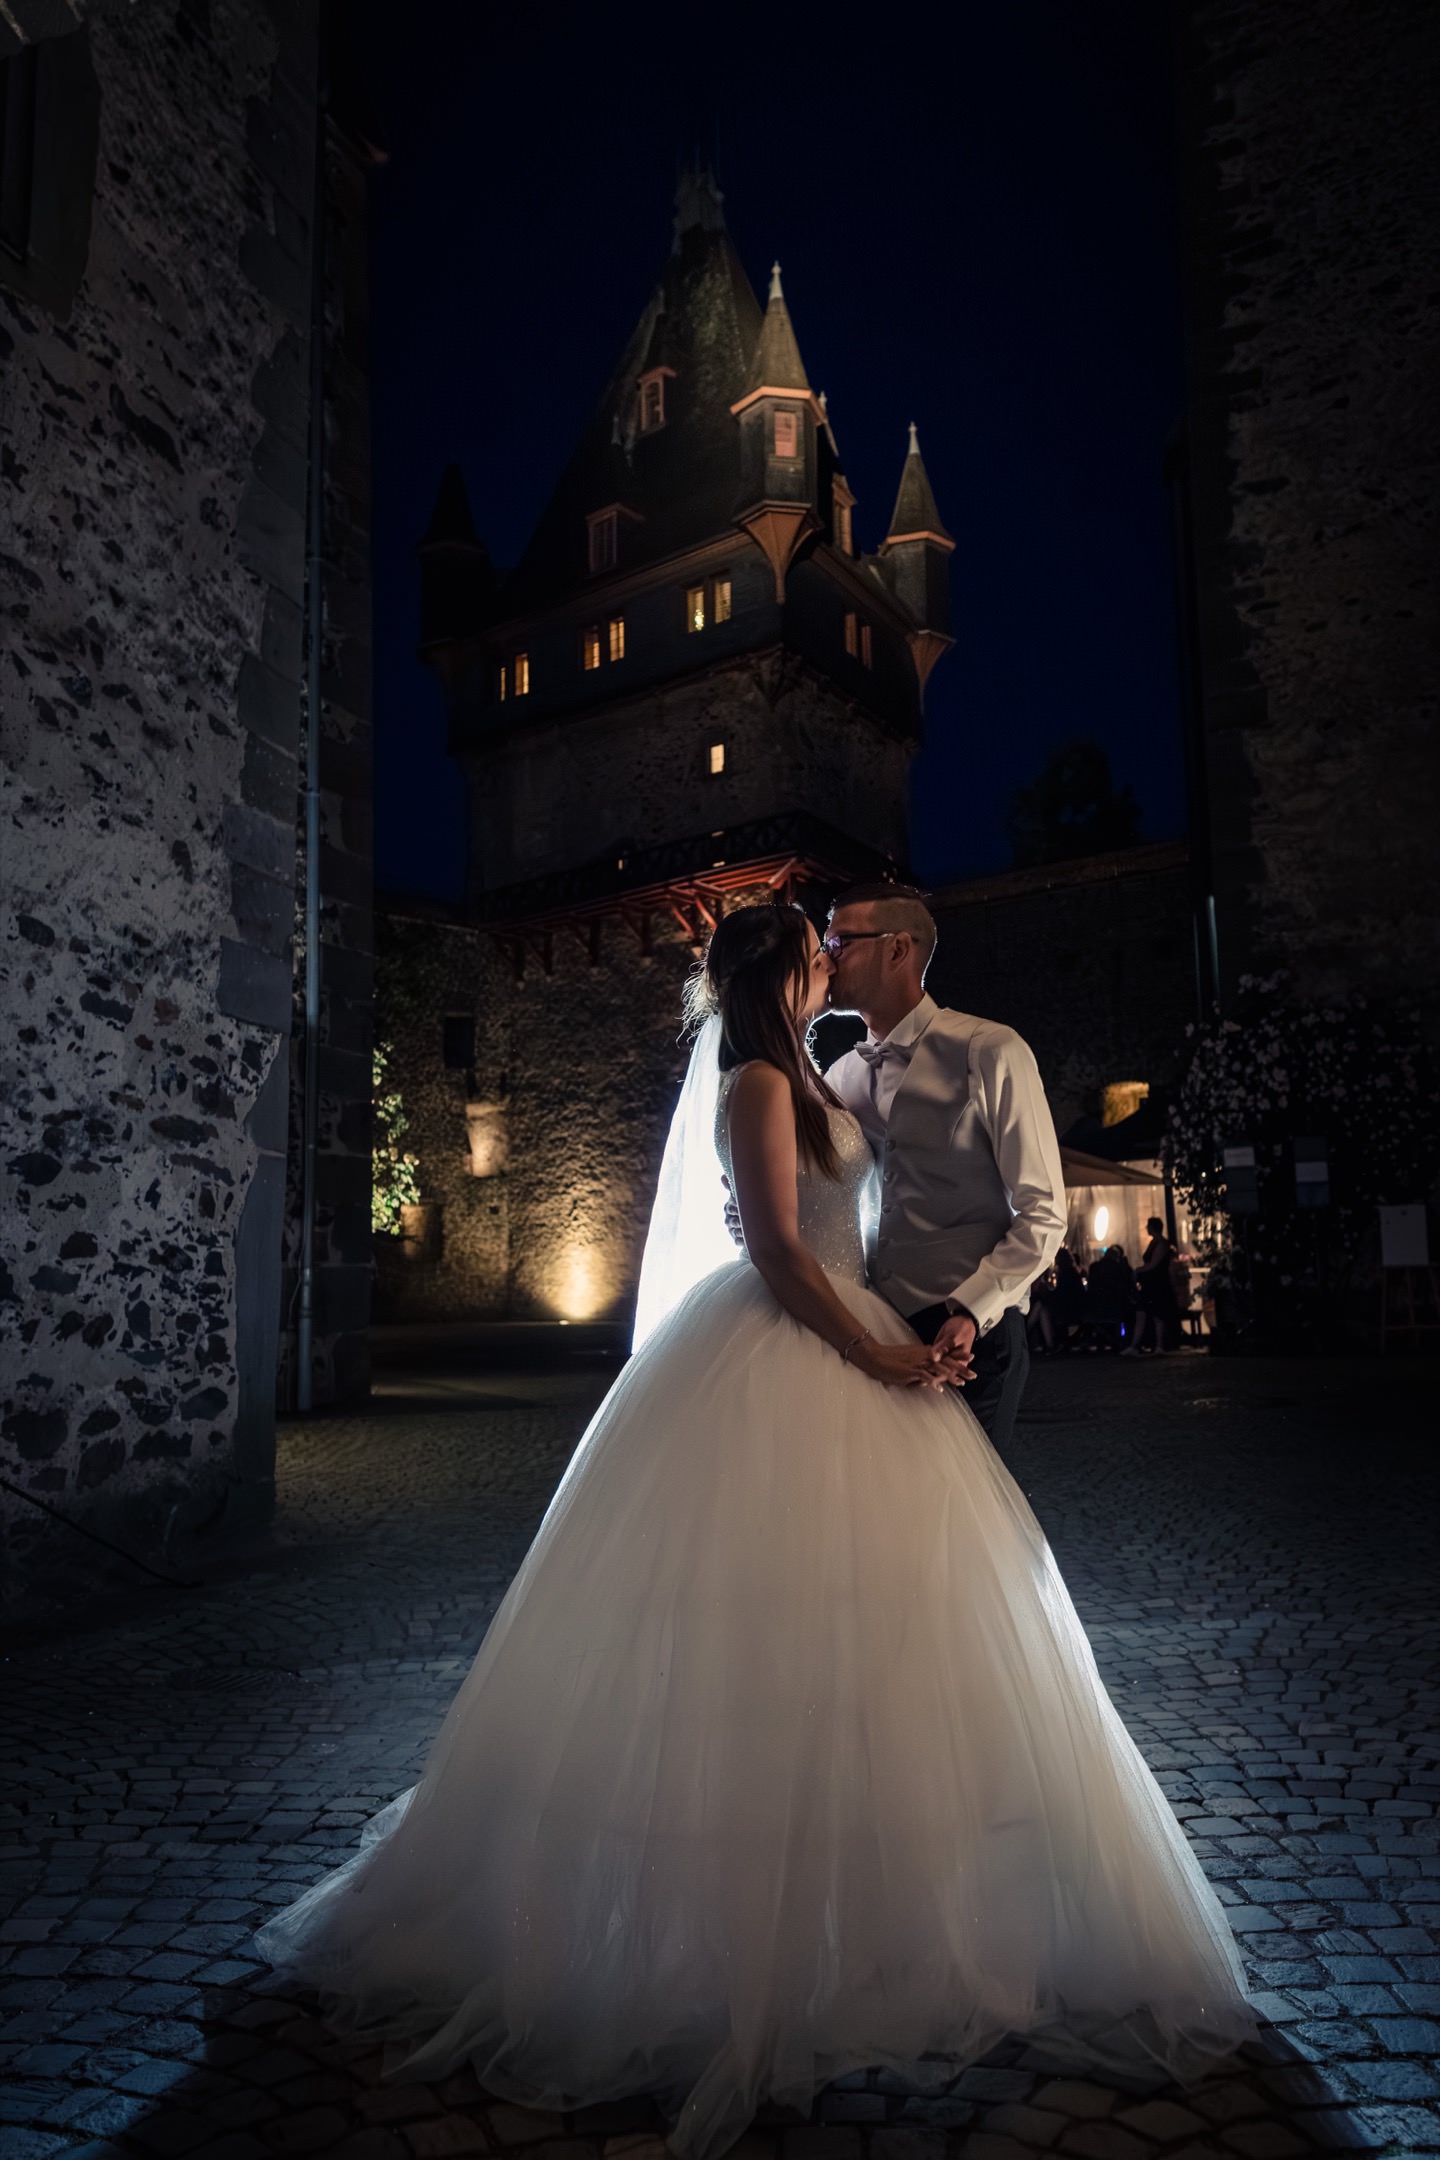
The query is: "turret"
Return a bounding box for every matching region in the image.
[418,463,493,671]
[729,264,824,600]
[879,422,954,697]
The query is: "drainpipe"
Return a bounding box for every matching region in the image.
[297,12,328,1413]
[1164,422,1220,1018]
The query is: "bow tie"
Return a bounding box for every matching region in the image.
[856,1037,910,1068]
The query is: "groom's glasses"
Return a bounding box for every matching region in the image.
[821,930,897,958]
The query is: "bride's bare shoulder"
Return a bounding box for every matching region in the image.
[725,1060,790,1111]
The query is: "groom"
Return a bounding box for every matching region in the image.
[821,882,1066,1450]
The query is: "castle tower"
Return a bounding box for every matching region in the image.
[421,166,954,918]
[386,172,955,1326]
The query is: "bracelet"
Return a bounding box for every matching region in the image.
[840,1329,872,1365]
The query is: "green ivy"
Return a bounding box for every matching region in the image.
[372,1040,422,1236]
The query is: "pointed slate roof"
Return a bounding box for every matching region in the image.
[505,169,763,608]
[742,262,810,395]
[421,461,482,550]
[886,422,952,544]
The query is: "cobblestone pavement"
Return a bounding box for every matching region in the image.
[2,1345,1437,2160]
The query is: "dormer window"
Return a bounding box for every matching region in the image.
[588,509,618,574]
[832,481,855,556]
[714,576,732,624]
[773,410,799,459]
[843,610,858,658]
[637,366,674,434]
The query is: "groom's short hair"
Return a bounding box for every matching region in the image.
[829,881,938,972]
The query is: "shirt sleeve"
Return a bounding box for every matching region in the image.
[949,1028,1067,1334]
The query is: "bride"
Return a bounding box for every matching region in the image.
[256,903,1257,2158]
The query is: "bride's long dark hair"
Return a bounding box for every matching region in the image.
[685,903,843,1178]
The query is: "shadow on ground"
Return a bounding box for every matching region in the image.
[22,1976,1371,2160]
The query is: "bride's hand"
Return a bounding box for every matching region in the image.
[853,1338,954,1389]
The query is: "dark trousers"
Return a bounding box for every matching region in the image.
[907,1301,1030,1452]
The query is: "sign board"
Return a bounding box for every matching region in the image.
[1379,1205,1429,1269]
[1294,1135,1330,1210]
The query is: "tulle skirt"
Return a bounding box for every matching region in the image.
[255,1263,1256,2158]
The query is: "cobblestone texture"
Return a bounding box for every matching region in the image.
[1,1346,1436,2158]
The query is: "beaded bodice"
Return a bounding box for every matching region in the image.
[715,1068,876,1288]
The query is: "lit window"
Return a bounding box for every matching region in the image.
[773,410,799,459]
[860,623,873,668]
[687,584,706,633]
[514,652,530,696]
[714,576,732,624]
[497,662,508,702]
[582,625,601,671]
[833,491,853,555]
[588,510,618,574]
[608,615,625,661]
[708,742,726,776]
[843,610,857,658]
[638,375,665,432]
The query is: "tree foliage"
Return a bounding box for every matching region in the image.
[372,1040,422,1236]
[1007,739,1142,868]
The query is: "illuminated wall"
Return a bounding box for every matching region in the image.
[373,903,701,1324]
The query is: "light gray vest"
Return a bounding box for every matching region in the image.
[828,1008,1016,1319]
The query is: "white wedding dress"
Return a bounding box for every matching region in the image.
[256,1080,1256,2158]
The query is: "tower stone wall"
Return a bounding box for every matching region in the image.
[1176,0,1440,1008]
[465,643,913,899]
[0,0,374,1598]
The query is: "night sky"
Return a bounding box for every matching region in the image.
[352,1,1185,903]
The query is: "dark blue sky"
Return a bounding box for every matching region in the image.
[354,2,1184,901]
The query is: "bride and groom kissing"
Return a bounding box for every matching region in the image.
[720,879,1067,1450]
[257,886,1257,2160]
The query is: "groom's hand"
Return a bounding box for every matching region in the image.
[720,1174,744,1249]
[933,1310,978,1382]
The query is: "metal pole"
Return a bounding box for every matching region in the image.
[296,9,327,1413]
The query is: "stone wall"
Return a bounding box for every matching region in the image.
[928,843,1196,1136]
[375,844,1194,1324]
[1176,0,1440,1007]
[463,640,914,897]
[373,902,700,1324]
[0,0,373,1595]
